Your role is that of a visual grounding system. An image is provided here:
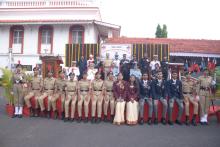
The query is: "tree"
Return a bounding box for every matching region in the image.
[161,24,168,38]
[155,24,162,38]
[155,24,168,38]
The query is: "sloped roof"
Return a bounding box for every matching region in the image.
[106,37,220,55]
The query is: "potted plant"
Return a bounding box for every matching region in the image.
[0,68,14,117]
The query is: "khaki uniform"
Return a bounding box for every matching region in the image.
[198,76,212,117]
[103,59,113,78]
[38,77,56,111]
[91,79,104,118]
[103,79,115,116]
[78,80,91,118]
[12,72,26,107]
[24,76,42,109]
[54,79,66,112]
[182,80,198,116]
[64,80,78,118]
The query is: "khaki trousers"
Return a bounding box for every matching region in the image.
[13,84,24,107]
[199,95,210,117]
[54,92,65,112]
[91,91,103,118]
[183,94,198,116]
[64,92,77,118]
[24,90,41,109]
[78,92,90,117]
[103,92,115,116]
[38,90,53,111]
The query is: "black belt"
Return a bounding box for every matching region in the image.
[45,89,54,90]
[183,92,192,94]
[81,90,89,92]
[67,90,76,92]
[94,90,102,91]
[106,90,113,92]
[200,87,210,91]
[32,89,40,90]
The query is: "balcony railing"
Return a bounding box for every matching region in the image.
[0,0,99,8]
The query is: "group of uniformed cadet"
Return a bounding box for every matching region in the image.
[11,53,215,126]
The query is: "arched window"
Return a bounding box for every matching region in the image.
[38,25,53,54]
[9,25,24,54]
[69,25,84,44]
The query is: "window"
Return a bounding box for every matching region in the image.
[41,29,51,44]
[69,25,84,44]
[13,30,23,44]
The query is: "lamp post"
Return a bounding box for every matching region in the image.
[8,48,12,70]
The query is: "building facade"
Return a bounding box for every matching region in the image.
[0,0,120,70]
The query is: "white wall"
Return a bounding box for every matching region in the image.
[84,24,98,43]
[0,26,10,54]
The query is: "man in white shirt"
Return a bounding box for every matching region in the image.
[68,61,80,80]
[150,55,161,71]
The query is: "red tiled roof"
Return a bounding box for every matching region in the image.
[106,37,220,54]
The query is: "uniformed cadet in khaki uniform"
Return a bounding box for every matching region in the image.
[77,72,91,123]
[64,72,78,122]
[91,72,104,123]
[53,71,66,119]
[103,71,115,122]
[24,67,42,117]
[38,71,56,118]
[182,73,198,126]
[12,63,27,118]
[198,69,213,125]
[103,53,113,79]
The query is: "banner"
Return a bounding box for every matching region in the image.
[100,44,132,60]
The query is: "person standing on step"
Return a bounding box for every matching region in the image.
[12,63,27,118]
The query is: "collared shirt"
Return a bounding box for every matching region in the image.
[150,60,161,70]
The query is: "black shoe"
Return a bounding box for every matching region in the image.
[77,117,82,123]
[63,117,69,122]
[30,108,34,117]
[104,116,108,122]
[91,117,96,124]
[147,118,152,125]
[34,109,39,117]
[96,118,101,123]
[200,121,205,125]
[47,111,50,119]
[70,118,74,122]
[53,111,58,119]
[84,117,88,123]
[168,120,173,125]
[110,115,114,123]
[185,117,190,126]
[161,118,166,125]
[18,114,23,118]
[61,112,65,120]
[192,118,197,126]
[154,118,158,125]
[175,120,182,125]
[204,122,209,125]
[139,118,144,125]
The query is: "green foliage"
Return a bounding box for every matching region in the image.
[0,68,14,104]
[155,24,168,38]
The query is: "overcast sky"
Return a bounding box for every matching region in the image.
[100,0,220,39]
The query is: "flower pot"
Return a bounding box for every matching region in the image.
[5,104,14,117]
